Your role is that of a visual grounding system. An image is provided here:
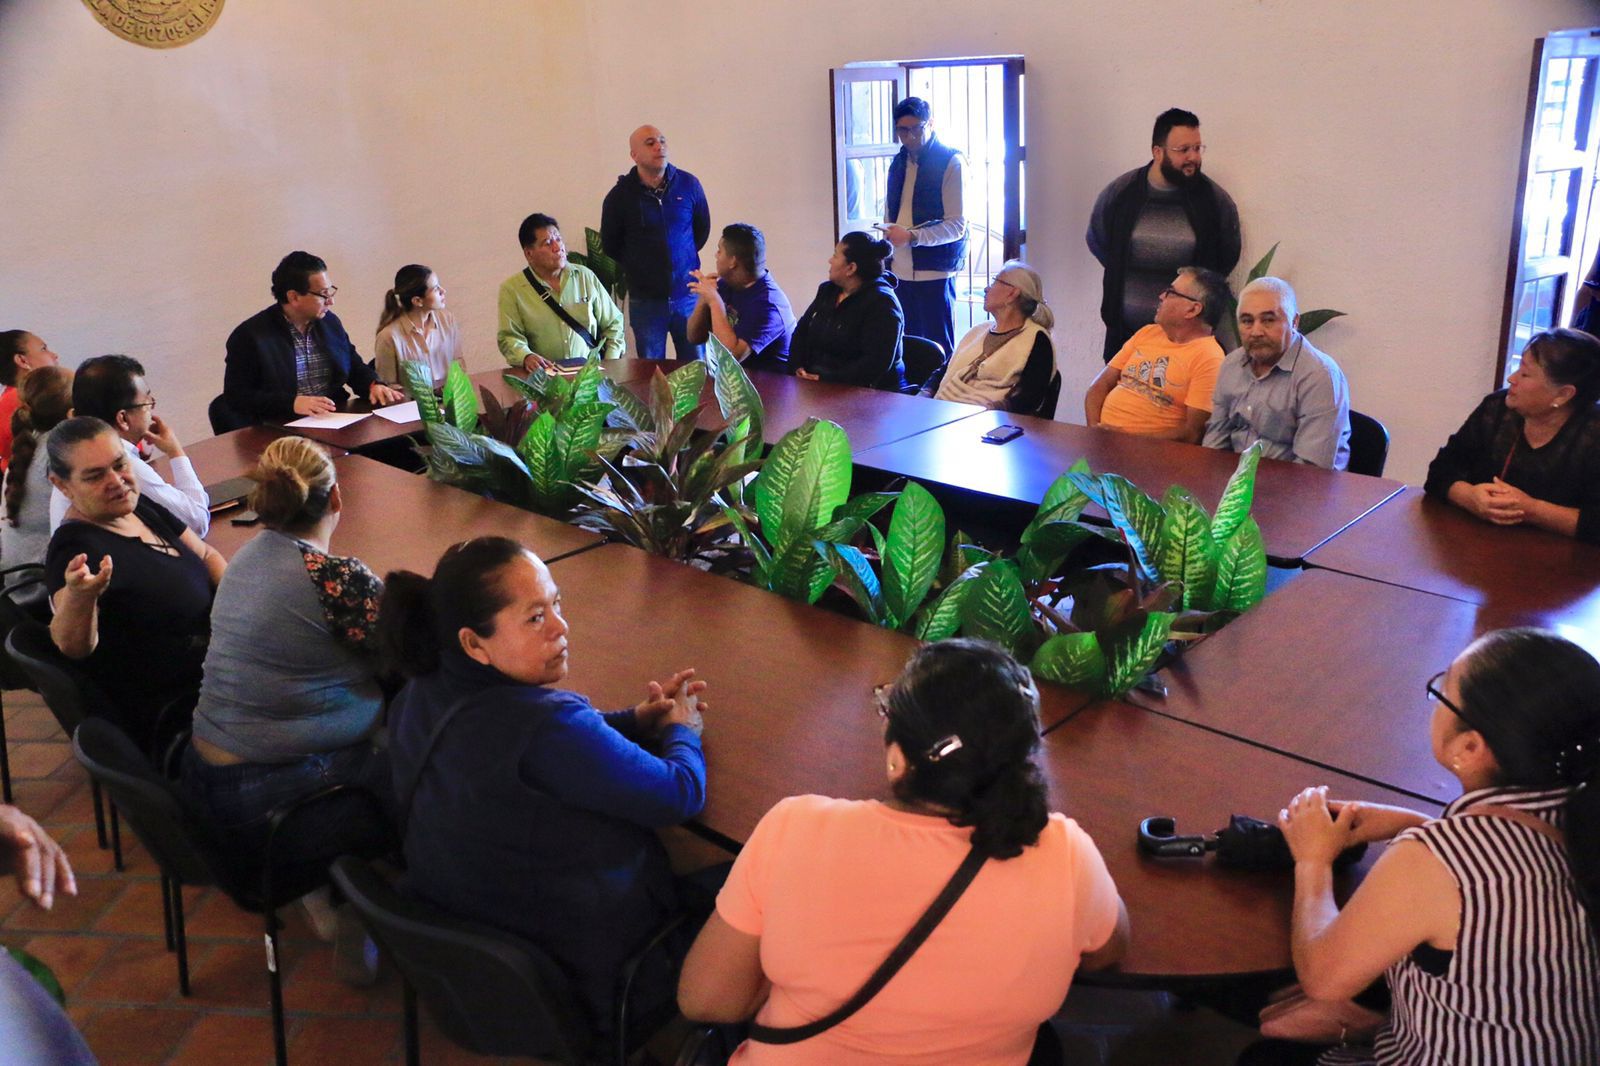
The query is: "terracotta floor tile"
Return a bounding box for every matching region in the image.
[183,940,275,1010]
[167,1012,279,1066]
[287,1014,401,1066]
[21,932,121,994]
[93,878,171,937]
[411,1018,558,1064]
[282,944,400,1017]
[12,774,79,822]
[184,887,263,941]
[78,1005,199,1066]
[4,704,65,741]
[57,822,147,877]
[74,936,183,1004]
[8,740,73,779]
[3,873,120,932]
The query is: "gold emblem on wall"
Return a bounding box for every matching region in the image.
[81,0,225,49]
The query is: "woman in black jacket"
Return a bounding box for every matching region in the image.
[1424,328,1600,543]
[790,232,907,391]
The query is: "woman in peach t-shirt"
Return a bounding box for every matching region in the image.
[679,639,1129,1065]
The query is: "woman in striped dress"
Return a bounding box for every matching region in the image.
[1267,627,1600,1065]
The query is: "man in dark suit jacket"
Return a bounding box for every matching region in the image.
[221,251,405,426]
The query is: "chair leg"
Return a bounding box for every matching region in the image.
[266,910,288,1066]
[0,693,12,805]
[91,779,108,849]
[172,880,191,996]
[403,979,420,1066]
[109,803,124,872]
[160,874,175,951]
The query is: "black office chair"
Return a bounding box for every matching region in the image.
[1346,410,1390,477]
[0,564,48,803]
[207,393,249,435]
[899,335,949,394]
[73,718,391,1066]
[6,619,124,864]
[1020,372,1063,419]
[330,855,594,1066]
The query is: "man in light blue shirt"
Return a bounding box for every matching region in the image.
[1203,276,1351,470]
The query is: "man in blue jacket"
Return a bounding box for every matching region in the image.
[221,251,405,428]
[883,97,968,361]
[600,125,711,360]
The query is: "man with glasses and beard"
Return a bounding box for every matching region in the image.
[222,251,404,428]
[1087,108,1241,363]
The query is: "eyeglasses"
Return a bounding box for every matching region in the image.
[123,395,156,412]
[1425,670,1480,732]
[1160,286,1202,304]
[306,287,338,301]
[1163,144,1205,157]
[874,683,892,719]
[894,122,927,138]
[874,683,964,762]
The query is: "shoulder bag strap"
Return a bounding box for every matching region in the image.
[523,267,597,351]
[394,695,475,839]
[1460,802,1566,847]
[747,843,988,1045]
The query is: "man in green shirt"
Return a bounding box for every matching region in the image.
[497,213,626,369]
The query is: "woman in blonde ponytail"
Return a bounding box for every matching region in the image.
[182,436,392,969]
[374,263,460,385]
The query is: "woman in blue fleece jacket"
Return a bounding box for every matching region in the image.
[380,536,708,1038]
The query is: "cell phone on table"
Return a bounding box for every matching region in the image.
[230,510,261,526]
[981,424,1025,444]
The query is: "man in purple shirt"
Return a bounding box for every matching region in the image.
[687,223,795,371]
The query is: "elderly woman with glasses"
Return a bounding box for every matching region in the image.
[1253,629,1600,1065]
[921,262,1056,413]
[679,638,1128,1065]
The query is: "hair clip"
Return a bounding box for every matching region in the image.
[925,734,963,762]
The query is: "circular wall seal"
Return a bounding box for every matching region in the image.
[81,0,225,49]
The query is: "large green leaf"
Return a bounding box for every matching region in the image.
[779,419,851,548]
[517,411,563,510]
[1297,309,1346,335]
[822,543,887,627]
[399,360,441,424]
[553,402,614,483]
[443,360,477,433]
[1024,459,1093,540]
[708,339,765,452]
[1247,242,1279,283]
[1106,611,1175,697]
[959,559,1031,654]
[750,420,816,532]
[1017,521,1100,585]
[571,353,604,406]
[882,481,945,628]
[1100,475,1164,583]
[813,491,896,543]
[1213,517,1268,613]
[1210,442,1263,548]
[914,563,985,640]
[598,377,651,432]
[667,360,707,420]
[767,536,831,603]
[723,504,772,574]
[1032,632,1108,692]
[1157,486,1216,611]
[502,370,545,408]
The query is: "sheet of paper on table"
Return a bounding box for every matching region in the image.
[373,401,421,423]
[284,411,372,429]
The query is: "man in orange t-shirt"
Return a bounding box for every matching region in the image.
[1085,266,1230,443]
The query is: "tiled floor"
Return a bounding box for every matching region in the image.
[2,689,1259,1066]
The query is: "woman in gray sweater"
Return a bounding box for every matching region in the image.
[181,436,392,871]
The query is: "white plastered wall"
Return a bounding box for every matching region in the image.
[2,0,1596,484]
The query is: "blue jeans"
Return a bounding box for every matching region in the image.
[181,742,393,870]
[629,295,704,360]
[899,276,957,361]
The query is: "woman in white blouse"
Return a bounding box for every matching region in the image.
[374,264,461,385]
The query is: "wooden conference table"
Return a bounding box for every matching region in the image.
[854,407,1406,565]
[1305,487,1600,638]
